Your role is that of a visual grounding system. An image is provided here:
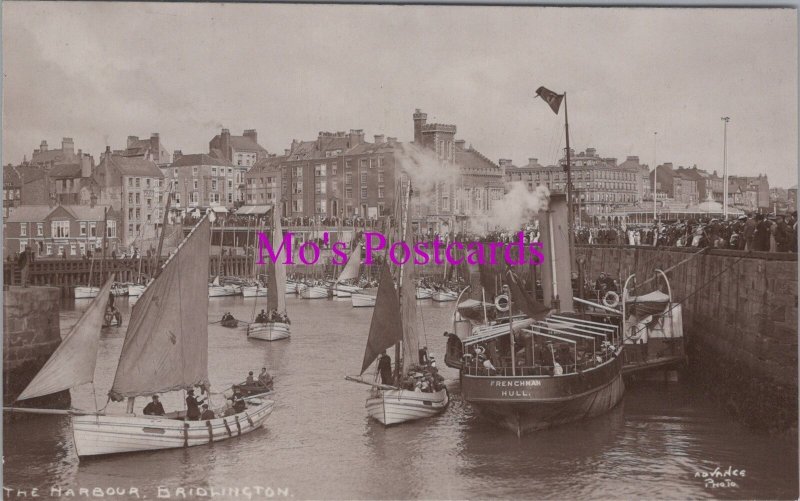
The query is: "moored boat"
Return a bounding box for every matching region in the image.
[415,286,434,300]
[431,289,457,302]
[242,284,268,297]
[299,284,328,299]
[74,286,100,299]
[351,290,377,307]
[248,206,291,342]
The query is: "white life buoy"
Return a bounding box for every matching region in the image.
[494,294,510,312]
[602,291,620,308]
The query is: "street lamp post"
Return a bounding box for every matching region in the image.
[721,117,730,220]
[652,132,658,221]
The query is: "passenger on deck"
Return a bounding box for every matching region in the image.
[185,389,205,421]
[245,371,255,386]
[553,361,564,376]
[143,395,165,416]
[200,404,215,420]
[258,367,273,387]
[594,273,617,292]
[377,351,393,385]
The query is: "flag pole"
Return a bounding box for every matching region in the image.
[563,92,576,268]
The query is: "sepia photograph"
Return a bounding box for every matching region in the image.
[1,2,798,499]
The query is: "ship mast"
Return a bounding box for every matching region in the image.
[563,93,576,268]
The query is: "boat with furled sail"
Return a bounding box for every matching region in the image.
[248,207,291,341]
[346,182,448,425]
[10,215,274,458]
[329,243,362,298]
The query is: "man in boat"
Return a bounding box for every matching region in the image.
[232,392,247,413]
[258,367,273,388]
[200,404,215,420]
[255,309,267,323]
[185,389,205,421]
[245,371,256,386]
[143,395,165,416]
[377,351,393,385]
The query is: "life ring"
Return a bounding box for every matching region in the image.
[602,291,620,308]
[494,294,510,312]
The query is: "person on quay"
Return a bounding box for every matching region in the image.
[185,389,205,421]
[143,395,165,416]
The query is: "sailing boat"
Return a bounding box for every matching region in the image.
[347,182,449,425]
[329,243,361,298]
[13,216,274,458]
[75,253,100,299]
[248,207,291,341]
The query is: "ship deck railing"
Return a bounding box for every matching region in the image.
[462,350,616,377]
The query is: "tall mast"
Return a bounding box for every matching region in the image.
[152,191,172,280]
[563,93,576,266]
[100,207,107,286]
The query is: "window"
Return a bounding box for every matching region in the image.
[315,164,327,177]
[135,178,141,188]
[360,159,367,169]
[212,167,217,176]
[46,243,52,256]
[135,208,141,220]
[361,186,367,199]
[228,180,233,190]
[191,192,199,204]
[128,193,134,204]
[52,221,70,238]
[294,166,303,178]
[315,180,327,195]
[293,182,303,195]
[378,172,385,183]
[128,178,133,187]
[89,222,97,237]
[228,193,233,203]
[345,173,353,185]
[36,223,43,237]
[378,186,385,199]
[173,168,178,178]
[345,160,352,169]
[135,193,140,205]
[228,168,232,175]
[107,220,116,238]
[316,199,326,214]
[345,187,353,199]
[442,196,450,211]
[212,180,217,191]
[193,180,198,190]
[192,167,199,177]
[292,199,303,212]
[70,244,77,256]
[128,223,133,235]
[147,198,152,208]
[80,222,87,236]
[378,157,385,168]
[19,223,26,237]
[332,164,338,175]
[146,178,151,188]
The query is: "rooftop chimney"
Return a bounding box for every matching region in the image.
[348,129,364,148]
[413,109,428,144]
[586,147,597,156]
[374,135,385,145]
[243,129,257,145]
[528,158,539,167]
[79,149,92,178]
[387,137,397,146]
[127,136,139,148]
[626,156,639,162]
[62,137,74,154]
[221,129,231,161]
[173,150,183,162]
[40,140,48,152]
[455,139,466,150]
[284,149,290,156]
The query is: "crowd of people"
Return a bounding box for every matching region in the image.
[254,308,291,324]
[574,212,798,252]
[376,348,445,393]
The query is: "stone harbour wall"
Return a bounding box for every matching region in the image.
[578,245,798,432]
[3,286,70,411]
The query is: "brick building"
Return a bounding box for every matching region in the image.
[3,204,120,259]
[165,153,244,211]
[94,147,165,246]
[729,174,770,212]
[29,138,79,170]
[115,133,171,166]
[209,129,269,168]
[651,162,699,204]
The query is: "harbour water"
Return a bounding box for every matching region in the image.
[3,296,797,499]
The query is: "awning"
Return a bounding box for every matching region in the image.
[209,206,229,214]
[236,205,272,215]
[463,317,535,346]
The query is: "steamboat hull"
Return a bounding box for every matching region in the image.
[71,399,273,458]
[365,388,449,426]
[462,355,624,435]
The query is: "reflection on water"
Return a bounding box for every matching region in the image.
[4,296,797,499]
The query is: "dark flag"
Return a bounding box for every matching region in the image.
[535,86,563,115]
[506,269,550,320]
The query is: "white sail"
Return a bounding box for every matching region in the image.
[18,278,115,401]
[109,217,211,401]
[336,245,361,284]
[267,207,287,313]
[399,184,421,372]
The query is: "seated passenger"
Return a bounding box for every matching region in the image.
[245,371,255,386]
[200,404,215,420]
[233,395,246,413]
[143,395,165,416]
[258,367,273,387]
[255,309,267,323]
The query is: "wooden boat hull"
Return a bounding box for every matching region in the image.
[248,322,291,341]
[366,388,449,425]
[127,284,146,297]
[220,318,239,328]
[351,292,377,308]
[299,285,328,299]
[415,287,434,299]
[461,355,625,435]
[208,285,238,297]
[331,284,361,298]
[432,291,457,302]
[285,282,299,294]
[71,398,273,458]
[74,286,100,299]
[241,286,267,297]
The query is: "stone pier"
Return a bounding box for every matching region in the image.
[3,286,70,412]
[578,245,798,432]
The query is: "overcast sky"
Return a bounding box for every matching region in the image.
[3,3,797,186]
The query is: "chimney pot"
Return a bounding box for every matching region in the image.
[374,135,385,144]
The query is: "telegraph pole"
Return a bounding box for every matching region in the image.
[721,117,730,220]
